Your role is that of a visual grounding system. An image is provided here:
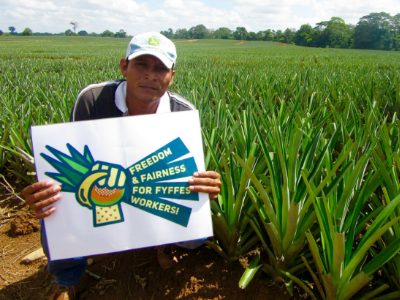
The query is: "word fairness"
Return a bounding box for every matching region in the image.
[133,164,187,183]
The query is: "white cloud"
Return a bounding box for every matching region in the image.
[312,0,400,24]
[161,0,241,30]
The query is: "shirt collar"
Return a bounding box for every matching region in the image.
[115,81,171,116]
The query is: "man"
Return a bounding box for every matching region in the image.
[22,32,221,299]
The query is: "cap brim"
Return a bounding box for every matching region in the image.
[127,50,174,69]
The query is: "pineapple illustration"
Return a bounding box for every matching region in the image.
[41,144,127,227]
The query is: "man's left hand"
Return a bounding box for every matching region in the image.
[188,171,221,200]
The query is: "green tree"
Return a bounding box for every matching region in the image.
[283,28,295,44]
[21,27,33,36]
[392,13,400,50]
[294,24,314,46]
[174,28,189,39]
[233,27,248,40]
[114,29,126,38]
[8,26,16,35]
[101,30,114,37]
[65,29,74,36]
[255,30,265,40]
[160,28,173,38]
[78,30,88,36]
[354,12,393,50]
[0,30,3,36]
[263,29,275,41]
[188,24,208,39]
[314,20,330,46]
[274,29,285,42]
[214,27,233,39]
[315,17,353,48]
[246,31,257,40]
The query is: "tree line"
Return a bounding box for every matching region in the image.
[161,12,400,51]
[2,12,399,51]
[2,25,128,38]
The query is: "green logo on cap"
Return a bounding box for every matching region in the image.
[148,36,160,46]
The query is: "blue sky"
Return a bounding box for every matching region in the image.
[1,0,399,35]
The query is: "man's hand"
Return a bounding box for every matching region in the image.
[188,171,221,200]
[21,181,61,219]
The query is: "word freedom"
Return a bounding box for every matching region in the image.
[128,147,173,174]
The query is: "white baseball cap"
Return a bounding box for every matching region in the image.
[126,32,177,69]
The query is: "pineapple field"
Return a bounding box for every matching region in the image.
[0,36,400,299]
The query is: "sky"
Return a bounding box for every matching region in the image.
[1,0,399,35]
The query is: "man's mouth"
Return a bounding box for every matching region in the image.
[139,85,159,91]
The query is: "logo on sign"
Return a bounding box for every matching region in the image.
[41,138,198,227]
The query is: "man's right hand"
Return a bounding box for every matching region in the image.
[21,181,61,219]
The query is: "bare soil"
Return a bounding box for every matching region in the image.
[0,192,298,300]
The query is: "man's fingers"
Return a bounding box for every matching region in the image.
[22,181,54,199]
[189,172,221,188]
[189,185,221,194]
[35,207,56,219]
[191,171,221,180]
[30,193,61,212]
[188,171,221,200]
[25,185,61,205]
[189,177,221,186]
[22,181,61,219]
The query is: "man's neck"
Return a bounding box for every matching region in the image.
[126,96,160,116]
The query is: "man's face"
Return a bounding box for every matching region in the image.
[120,55,175,103]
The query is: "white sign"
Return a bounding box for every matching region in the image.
[31,110,213,260]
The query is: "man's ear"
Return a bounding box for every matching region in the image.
[119,58,128,77]
[168,70,176,87]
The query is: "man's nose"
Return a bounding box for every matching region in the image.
[144,67,157,80]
